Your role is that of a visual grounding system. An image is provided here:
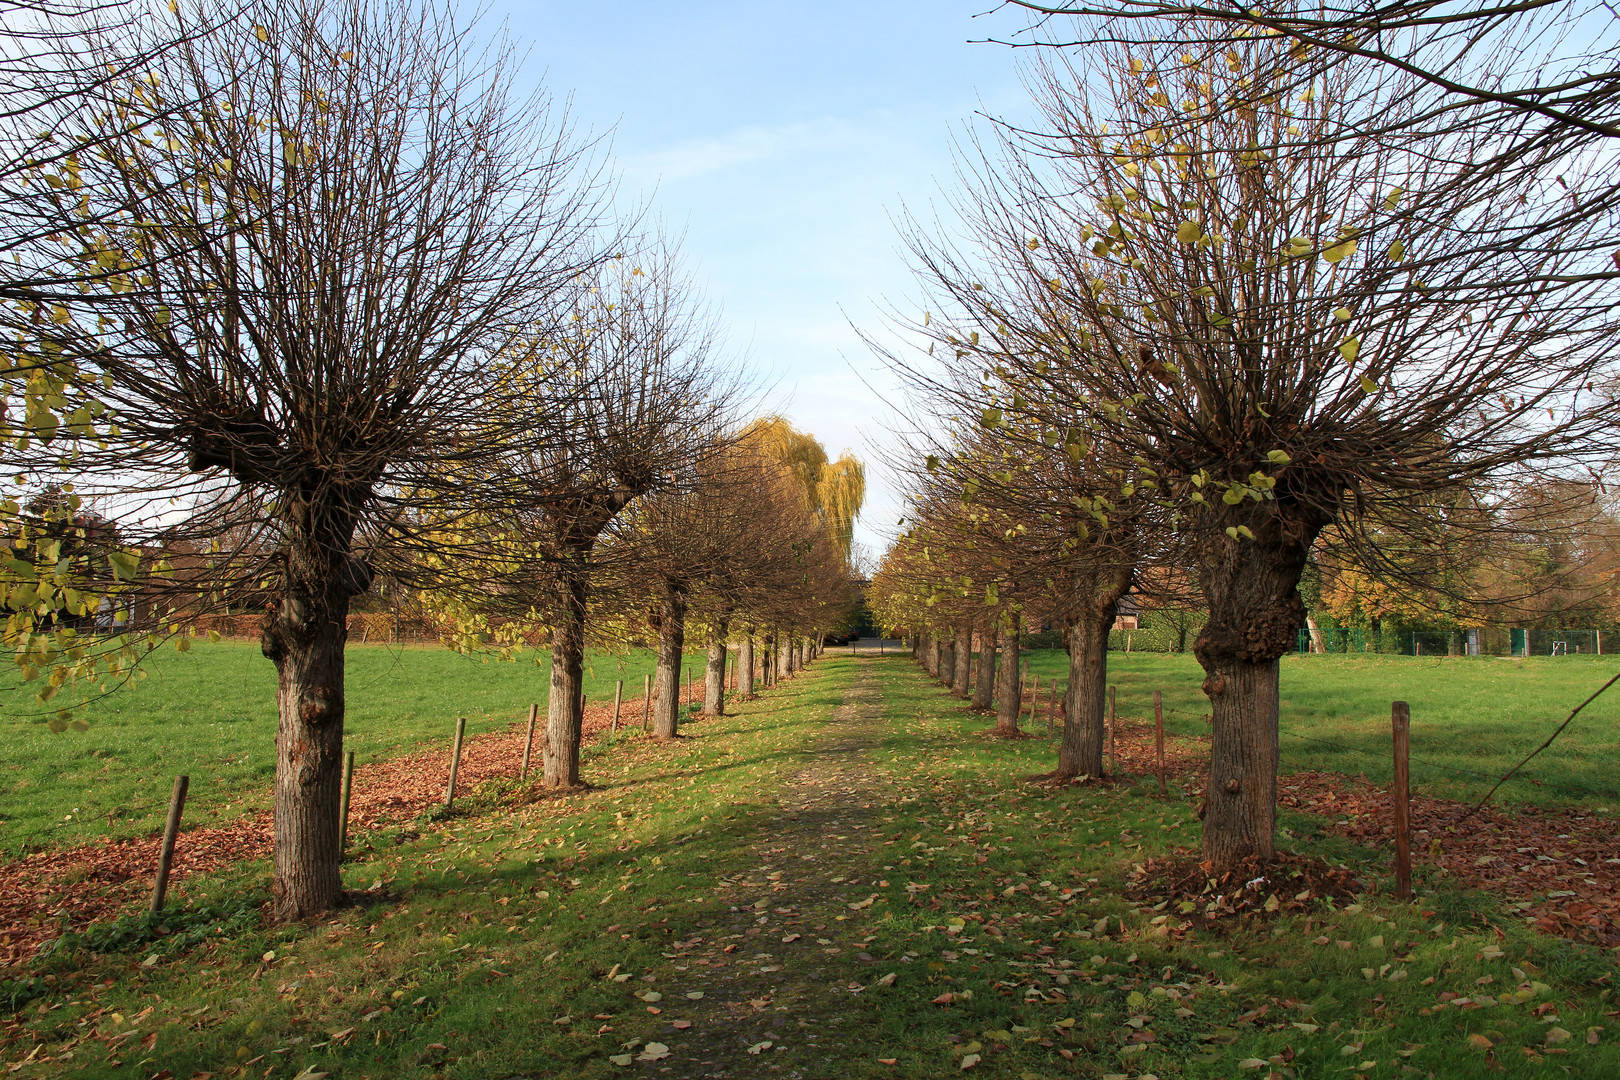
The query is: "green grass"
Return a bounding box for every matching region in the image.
[0,640,698,858]
[5,654,1615,1078]
[1011,649,1620,809]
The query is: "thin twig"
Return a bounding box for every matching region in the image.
[1455,667,1620,823]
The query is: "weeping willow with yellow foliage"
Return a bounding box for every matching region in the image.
[739,416,866,562]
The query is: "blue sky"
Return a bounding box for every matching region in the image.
[501,2,1044,565]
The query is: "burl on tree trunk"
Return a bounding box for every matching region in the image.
[543,572,589,788]
[1194,514,1321,870]
[703,616,729,716]
[651,585,688,739]
[261,529,372,922]
[993,615,1022,736]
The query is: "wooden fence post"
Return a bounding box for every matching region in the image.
[520,703,539,779]
[150,774,189,915]
[1046,682,1056,737]
[611,680,623,735]
[1153,691,1166,797]
[339,751,355,858]
[445,717,466,809]
[1026,674,1040,723]
[642,673,652,731]
[1392,701,1412,899]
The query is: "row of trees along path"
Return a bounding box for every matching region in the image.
[0,0,866,924]
[0,635,835,965]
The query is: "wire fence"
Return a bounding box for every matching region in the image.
[1296,626,1612,657]
[1088,622,1615,657]
[1031,679,1535,791]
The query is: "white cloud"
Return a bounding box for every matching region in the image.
[621,117,871,185]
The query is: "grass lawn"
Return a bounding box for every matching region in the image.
[1011,650,1620,809]
[0,640,700,859]
[4,653,1615,1078]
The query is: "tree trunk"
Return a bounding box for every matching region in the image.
[1058,606,1114,779]
[265,604,347,921]
[778,633,792,679]
[260,523,371,922]
[993,615,1022,735]
[651,583,688,739]
[1200,657,1282,864]
[738,631,755,697]
[1305,612,1325,654]
[952,623,972,696]
[703,615,729,716]
[972,624,996,711]
[543,569,588,787]
[1194,514,1321,870]
[938,637,954,685]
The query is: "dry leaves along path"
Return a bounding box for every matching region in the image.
[619,663,901,1077]
[0,692,643,965]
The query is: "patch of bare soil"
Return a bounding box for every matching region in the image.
[1278,773,1620,946]
[1099,719,1620,946]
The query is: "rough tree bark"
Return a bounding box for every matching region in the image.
[972,623,997,711]
[993,614,1022,736]
[260,503,371,922]
[738,631,755,698]
[651,583,688,739]
[938,636,954,685]
[1058,607,1111,778]
[703,613,729,716]
[543,562,590,787]
[778,633,793,679]
[952,622,972,697]
[1056,571,1132,779]
[1195,513,1323,869]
